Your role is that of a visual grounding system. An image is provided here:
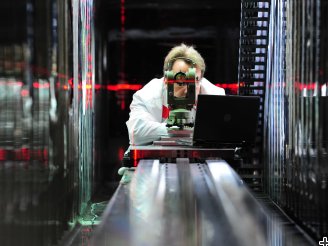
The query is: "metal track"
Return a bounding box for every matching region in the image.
[90,159,314,246]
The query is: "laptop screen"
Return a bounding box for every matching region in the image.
[193,95,260,147]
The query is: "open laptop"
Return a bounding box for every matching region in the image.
[178,94,260,147]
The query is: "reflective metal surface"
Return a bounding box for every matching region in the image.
[91,159,314,246]
[0,1,96,245]
[238,0,328,240]
[263,0,328,240]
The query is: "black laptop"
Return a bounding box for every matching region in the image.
[191,94,260,147]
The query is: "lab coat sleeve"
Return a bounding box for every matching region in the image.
[126,92,168,145]
[200,78,226,95]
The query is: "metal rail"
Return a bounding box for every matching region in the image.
[91,159,314,246]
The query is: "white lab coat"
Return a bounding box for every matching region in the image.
[126,77,225,145]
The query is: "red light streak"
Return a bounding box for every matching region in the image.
[118,147,124,160]
[216,83,239,90]
[5,81,23,86]
[62,85,69,90]
[105,84,142,91]
[0,149,6,161]
[94,84,102,90]
[120,0,125,33]
[33,82,50,89]
[0,148,48,162]
[21,148,30,161]
[48,79,143,91]
[121,98,125,110]
[21,89,29,97]
[133,149,138,167]
[295,82,317,90]
[3,75,243,94]
[166,79,197,83]
[68,78,74,87]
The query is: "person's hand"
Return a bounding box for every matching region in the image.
[118,167,136,184]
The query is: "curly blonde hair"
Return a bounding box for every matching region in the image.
[163,44,206,77]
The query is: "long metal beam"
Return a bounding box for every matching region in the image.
[91,159,314,246]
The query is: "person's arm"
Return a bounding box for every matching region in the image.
[200,78,225,95]
[126,92,167,145]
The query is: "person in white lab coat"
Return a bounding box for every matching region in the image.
[126,44,225,145]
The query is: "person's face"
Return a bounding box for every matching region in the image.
[171,59,202,99]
